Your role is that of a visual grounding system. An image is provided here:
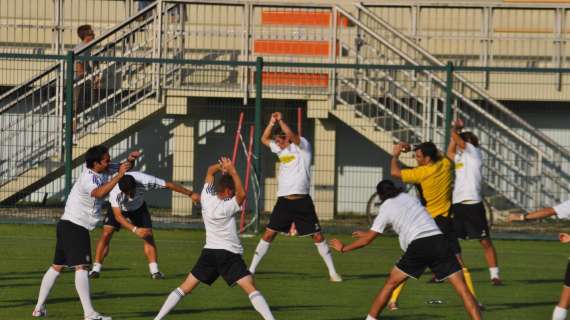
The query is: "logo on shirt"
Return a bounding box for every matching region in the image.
[278,155,296,164]
[455,162,464,170]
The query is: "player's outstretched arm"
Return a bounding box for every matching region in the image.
[220,157,246,205]
[165,182,199,203]
[205,162,222,185]
[447,119,466,160]
[508,207,556,222]
[274,112,301,145]
[111,206,150,238]
[91,162,130,199]
[329,230,379,253]
[391,143,407,178]
[261,113,278,147]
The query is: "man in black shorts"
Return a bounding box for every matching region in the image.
[32,145,139,319]
[89,172,199,279]
[330,180,481,320]
[153,158,276,320]
[248,112,342,282]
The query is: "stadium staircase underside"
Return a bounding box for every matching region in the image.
[1,2,569,211]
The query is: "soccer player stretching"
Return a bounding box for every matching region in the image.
[32,145,139,319]
[154,158,276,320]
[248,112,342,282]
[509,201,570,320]
[330,180,481,320]
[447,119,501,285]
[89,172,199,280]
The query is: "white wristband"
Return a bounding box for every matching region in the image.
[132,226,138,233]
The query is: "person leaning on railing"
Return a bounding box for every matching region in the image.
[508,201,570,320]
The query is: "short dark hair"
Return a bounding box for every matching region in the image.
[271,126,286,138]
[118,175,136,194]
[460,131,479,148]
[85,145,109,169]
[216,174,235,194]
[77,25,94,40]
[376,180,403,202]
[413,141,440,162]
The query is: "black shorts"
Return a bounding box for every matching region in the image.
[396,234,462,281]
[564,260,570,288]
[191,249,250,286]
[104,202,153,231]
[267,196,321,236]
[453,202,490,240]
[53,220,92,267]
[434,214,462,255]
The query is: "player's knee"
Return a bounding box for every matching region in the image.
[51,264,64,272]
[262,229,277,242]
[480,239,492,248]
[312,232,325,243]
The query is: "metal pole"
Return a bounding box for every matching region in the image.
[253,56,263,234]
[64,50,75,198]
[444,62,454,150]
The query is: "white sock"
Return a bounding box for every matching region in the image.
[154,288,185,320]
[149,262,159,274]
[92,262,102,273]
[75,269,96,317]
[315,241,338,276]
[366,315,377,320]
[248,291,275,320]
[249,240,271,274]
[489,267,500,279]
[35,267,60,311]
[553,306,568,320]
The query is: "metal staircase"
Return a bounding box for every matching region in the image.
[329,5,570,211]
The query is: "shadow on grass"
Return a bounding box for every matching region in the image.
[0,291,166,308]
[332,315,445,320]
[517,279,561,285]
[0,267,130,281]
[125,304,332,318]
[485,301,554,311]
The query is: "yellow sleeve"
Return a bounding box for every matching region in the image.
[400,166,430,184]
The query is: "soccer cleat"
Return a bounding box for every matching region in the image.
[151,272,165,280]
[491,277,502,286]
[88,270,100,279]
[387,301,399,311]
[477,302,486,311]
[84,312,112,320]
[329,273,343,282]
[32,305,47,317]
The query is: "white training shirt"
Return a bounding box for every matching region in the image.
[554,200,570,220]
[109,172,166,212]
[61,163,120,231]
[200,183,243,254]
[453,143,483,204]
[371,193,442,251]
[269,137,311,197]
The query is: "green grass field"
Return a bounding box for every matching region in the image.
[0,224,566,319]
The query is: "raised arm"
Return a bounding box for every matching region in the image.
[205,163,222,185]
[165,181,200,203]
[508,207,557,222]
[274,112,301,145]
[91,162,130,199]
[220,157,246,205]
[329,230,379,253]
[391,143,408,178]
[261,114,278,147]
[447,119,466,160]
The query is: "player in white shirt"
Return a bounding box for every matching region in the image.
[329,180,481,320]
[248,112,342,282]
[154,158,276,320]
[89,171,199,280]
[447,119,502,285]
[509,200,570,320]
[32,145,140,320]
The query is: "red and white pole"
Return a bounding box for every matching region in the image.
[240,125,255,233]
[232,112,245,165]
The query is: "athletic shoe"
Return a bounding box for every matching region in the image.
[478,302,486,311]
[151,272,165,280]
[491,278,502,286]
[85,312,112,320]
[387,301,399,311]
[88,271,100,279]
[329,273,343,282]
[32,305,47,317]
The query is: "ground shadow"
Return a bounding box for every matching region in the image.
[485,301,554,311]
[0,291,166,308]
[517,279,561,285]
[126,304,331,318]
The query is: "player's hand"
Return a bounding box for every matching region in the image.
[329,239,345,252]
[273,112,282,122]
[191,193,201,203]
[392,142,409,157]
[118,161,131,176]
[453,119,464,130]
[352,230,367,239]
[560,233,570,243]
[219,157,235,174]
[135,228,152,239]
[507,212,525,223]
[127,150,141,162]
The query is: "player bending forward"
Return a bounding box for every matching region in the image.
[330,180,481,320]
[509,201,570,320]
[32,145,139,320]
[154,158,276,320]
[249,112,341,282]
[90,172,199,280]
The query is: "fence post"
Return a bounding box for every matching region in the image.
[64,51,75,198]
[253,57,263,234]
[444,62,454,150]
